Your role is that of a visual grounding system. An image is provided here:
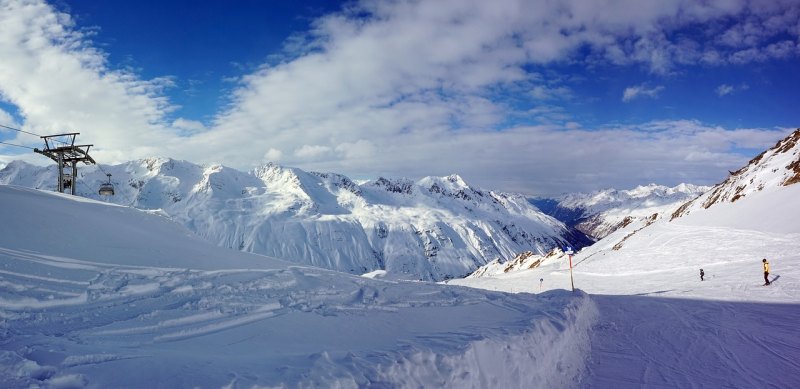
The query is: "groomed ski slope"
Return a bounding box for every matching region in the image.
[453,184,800,388]
[0,185,597,388]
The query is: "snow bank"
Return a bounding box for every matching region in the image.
[372,292,598,389]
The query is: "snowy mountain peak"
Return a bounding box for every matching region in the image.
[140,156,188,174]
[672,128,800,219]
[0,159,581,281]
[417,174,478,200]
[369,176,415,195]
[251,162,301,186]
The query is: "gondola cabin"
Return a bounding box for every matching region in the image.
[98,173,115,196]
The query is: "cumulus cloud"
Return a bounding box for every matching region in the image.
[1,0,798,194]
[0,0,185,162]
[294,144,333,159]
[0,108,15,127]
[622,85,665,102]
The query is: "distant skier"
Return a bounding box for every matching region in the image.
[762,258,770,286]
[700,269,704,281]
[539,278,544,291]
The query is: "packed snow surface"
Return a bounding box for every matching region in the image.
[453,183,800,388]
[0,185,596,388]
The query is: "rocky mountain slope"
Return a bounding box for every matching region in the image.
[671,128,800,219]
[581,127,800,256]
[530,183,709,240]
[0,159,589,281]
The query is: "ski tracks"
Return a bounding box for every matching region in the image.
[581,294,800,388]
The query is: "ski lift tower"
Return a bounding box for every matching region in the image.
[34,133,95,195]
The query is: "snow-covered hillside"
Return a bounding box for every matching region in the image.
[530,183,709,240]
[0,184,597,388]
[0,159,588,281]
[0,158,586,280]
[453,129,800,388]
[671,128,800,219]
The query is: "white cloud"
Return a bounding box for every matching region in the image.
[0,108,15,128]
[263,148,282,161]
[622,85,665,102]
[531,85,573,101]
[294,144,333,159]
[716,84,735,96]
[1,0,799,195]
[0,0,181,165]
[172,118,207,133]
[716,83,749,97]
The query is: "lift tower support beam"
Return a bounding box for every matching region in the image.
[33,133,95,195]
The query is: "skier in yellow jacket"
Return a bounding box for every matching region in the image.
[762,258,770,286]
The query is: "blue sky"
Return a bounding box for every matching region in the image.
[1,0,798,195]
[52,0,343,122]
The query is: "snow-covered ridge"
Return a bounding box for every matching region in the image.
[0,159,587,281]
[530,183,709,240]
[672,128,800,219]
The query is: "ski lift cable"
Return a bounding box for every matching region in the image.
[75,172,130,202]
[1,123,75,146]
[75,176,94,195]
[0,140,36,150]
[0,123,41,138]
[3,124,111,172]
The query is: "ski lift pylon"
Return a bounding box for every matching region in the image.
[99,173,115,196]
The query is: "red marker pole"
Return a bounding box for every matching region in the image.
[568,254,575,292]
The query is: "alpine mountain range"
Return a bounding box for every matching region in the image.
[1,158,707,281]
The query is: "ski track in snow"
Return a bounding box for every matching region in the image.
[582,295,800,389]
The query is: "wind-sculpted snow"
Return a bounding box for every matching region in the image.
[0,185,598,388]
[0,159,579,281]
